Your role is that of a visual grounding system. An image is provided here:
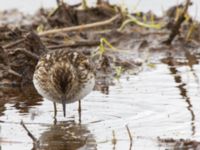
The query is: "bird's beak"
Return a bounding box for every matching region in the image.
[62,99,66,117]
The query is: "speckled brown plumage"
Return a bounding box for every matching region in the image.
[33,49,95,117]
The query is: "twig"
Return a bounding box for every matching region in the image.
[163,0,191,45]
[20,120,38,143]
[1,65,22,78]
[48,40,100,49]
[38,14,121,36]
[126,125,133,142]
[8,68,22,78]
[112,130,117,150]
[3,39,24,49]
[112,130,117,145]
[41,37,64,45]
[15,49,40,60]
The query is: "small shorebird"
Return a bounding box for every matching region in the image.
[33,49,95,117]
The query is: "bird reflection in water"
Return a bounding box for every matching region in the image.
[22,120,97,150]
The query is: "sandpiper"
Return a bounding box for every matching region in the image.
[33,49,95,117]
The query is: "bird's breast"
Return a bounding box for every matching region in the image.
[66,73,95,104]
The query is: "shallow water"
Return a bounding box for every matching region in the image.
[0,1,200,149]
[0,54,200,150]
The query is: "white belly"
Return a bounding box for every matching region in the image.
[33,74,95,104]
[70,74,95,103]
[33,76,56,102]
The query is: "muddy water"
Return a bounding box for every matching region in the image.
[0,56,200,150]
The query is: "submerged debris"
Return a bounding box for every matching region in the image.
[158,137,200,149]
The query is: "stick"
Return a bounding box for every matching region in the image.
[163,0,191,45]
[48,40,100,49]
[15,49,40,60]
[38,14,120,36]
[8,69,22,78]
[112,130,117,145]
[126,125,133,142]
[20,120,38,143]
[3,39,24,49]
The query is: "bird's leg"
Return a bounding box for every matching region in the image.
[61,96,66,117]
[53,102,57,124]
[78,100,81,113]
[78,100,81,123]
[53,102,57,118]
